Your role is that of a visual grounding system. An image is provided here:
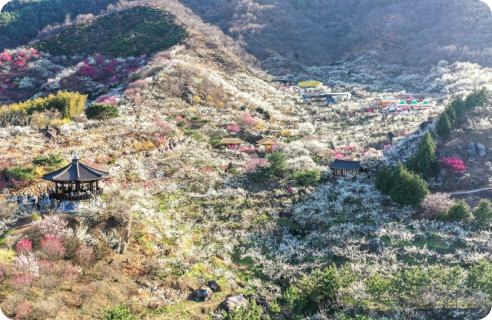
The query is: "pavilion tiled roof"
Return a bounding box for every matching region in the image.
[220,138,248,145]
[42,152,109,183]
[329,159,362,170]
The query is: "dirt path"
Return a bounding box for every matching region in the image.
[450,187,492,195]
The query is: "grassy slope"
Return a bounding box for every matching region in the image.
[34,5,188,57]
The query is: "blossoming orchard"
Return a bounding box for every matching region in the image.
[0,2,491,319]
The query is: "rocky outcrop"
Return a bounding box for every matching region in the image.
[467,143,477,158]
[221,295,248,312]
[207,280,221,293]
[192,286,214,302]
[477,143,486,157]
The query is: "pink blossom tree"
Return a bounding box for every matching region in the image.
[38,259,56,275]
[64,265,80,289]
[14,252,39,276]
[241,112,259,127]
[76,245,96,267]
[33,215,68,237]
[79,65,96,77]
[13,57,28,68]
[15,301,33,320]
[11,273,34,293]
[419,193,455,219]
[227,124,241,132]
[0,52,12,62]
[15,239,32,255]
[40,236,66,260]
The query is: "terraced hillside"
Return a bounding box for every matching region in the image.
[0,2,491,320]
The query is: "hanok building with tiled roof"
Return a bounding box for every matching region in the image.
[220,138,248,146]
[330,159,362,177]
[42,152,109,201]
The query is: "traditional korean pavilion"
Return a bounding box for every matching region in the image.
[42,152,109,201]
[330,159,362,177]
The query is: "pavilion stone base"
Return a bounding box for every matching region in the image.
[58,199,99,213]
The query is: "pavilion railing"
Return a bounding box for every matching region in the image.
[51,188,103,201]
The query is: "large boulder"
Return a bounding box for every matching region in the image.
[222,295,248,312]
[419,120,432,132]
[467,143,477,158]
[207,280,221,293]
[477,143,487,157]
[192,286,214,302]
[366,238,383,254]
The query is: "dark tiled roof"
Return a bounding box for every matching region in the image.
[329,159,361,170]
[42,156,109,182]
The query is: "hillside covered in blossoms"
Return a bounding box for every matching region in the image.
[0,1,492,320]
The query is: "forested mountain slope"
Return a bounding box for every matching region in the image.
[178,0,492,68]
[0,0,120,50]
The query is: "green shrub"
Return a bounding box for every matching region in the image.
[32,154,64,167]
[468,259,492,296]
[210,139,222,148]
[366,272,391,305]
[250,165,275,182]
[281,285,310,317]
[0,249,14,263]
[311,155,324,164]
[177,120,188,127]
[266,152,288,178]
[31,213,42,222]
[8,166,37,180]
[474,199,492,224]
[300,263,358,304]
[183,129,202,140]
[293,170,321,186]
[444,201,471,222]
[85,104,119,120]
[104,304,135,320]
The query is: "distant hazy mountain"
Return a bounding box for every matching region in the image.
[177,0,492,68]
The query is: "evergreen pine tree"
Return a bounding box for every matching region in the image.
[389,163,429,206]
[473,199,492,224]
[445,201,471,222]
[406,132,437,176]
[266,152,288,177]
[445,106,457,127]
[375,166,394,195]
[465,87,489,110]
[85,104,120,120]
[436,113,452,138]
[389,163,430,206]
[450,97,465,118]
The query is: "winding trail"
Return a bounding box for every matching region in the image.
[450,187,492,195]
